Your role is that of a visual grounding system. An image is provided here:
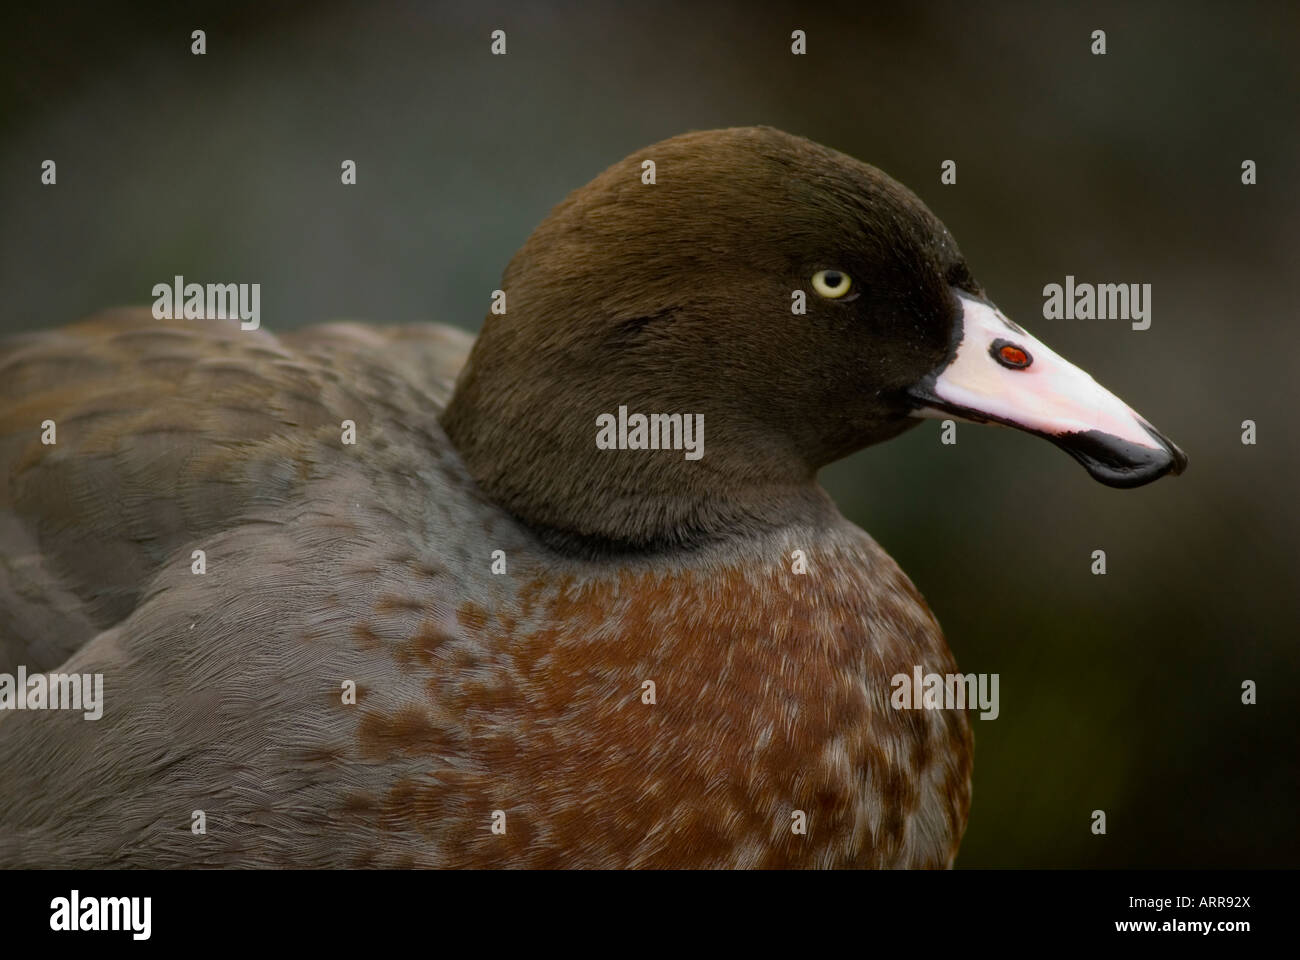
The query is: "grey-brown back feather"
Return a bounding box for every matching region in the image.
[0,310,473,674]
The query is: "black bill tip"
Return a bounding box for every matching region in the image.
[1049,423,1187,489]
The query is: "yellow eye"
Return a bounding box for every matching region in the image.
[811,269,852,299]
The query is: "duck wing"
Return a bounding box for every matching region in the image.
[0,310,472,674]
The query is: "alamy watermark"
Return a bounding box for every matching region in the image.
[595,406,704,460]
[0,666,103,720]
[1042,275,1151,330]
[50,891,150,940]
[891,666,999,720]
[152,275,260,329]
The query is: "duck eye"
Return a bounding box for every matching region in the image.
[991,338,1033,369]
[811,269,852,299]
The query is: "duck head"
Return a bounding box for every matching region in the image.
[443,126,1185,551]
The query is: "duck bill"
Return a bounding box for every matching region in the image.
[908,291,1187,488]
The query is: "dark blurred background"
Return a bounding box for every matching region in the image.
[1,1,1296,867]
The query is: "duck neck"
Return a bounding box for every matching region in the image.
[440,362,835,556]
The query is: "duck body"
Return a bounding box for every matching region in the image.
[0,311,967,868]
[0,127,1182,868]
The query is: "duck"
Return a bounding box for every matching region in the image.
[0,126,1185,868]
